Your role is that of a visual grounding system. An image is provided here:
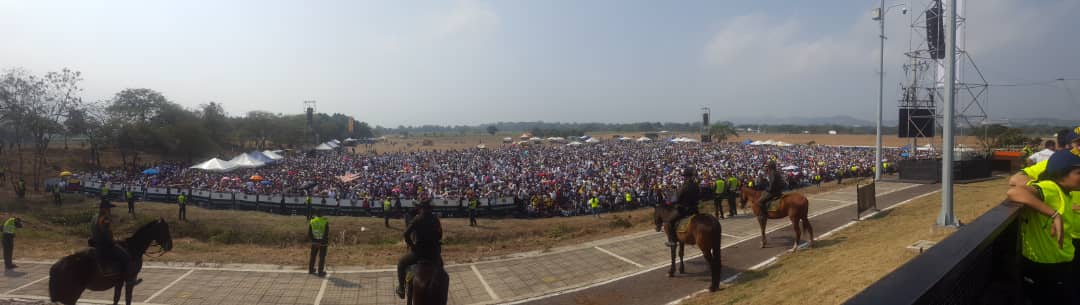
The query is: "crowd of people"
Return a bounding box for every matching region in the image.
[80,141,908,217]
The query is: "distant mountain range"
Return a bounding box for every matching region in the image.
[720,115,879,127]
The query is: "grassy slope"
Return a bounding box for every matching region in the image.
[682,178,1004,305]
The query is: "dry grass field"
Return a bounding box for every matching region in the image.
[681,178,1005,305]
[357,132,981,155]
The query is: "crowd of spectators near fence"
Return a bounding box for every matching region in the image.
[79,142,912,217]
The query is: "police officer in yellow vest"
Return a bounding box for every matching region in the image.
[305,195,314,220]
[15,178,26,199]
[589,195,600,218]
[101,184,110,199]
[714,177,728,219]
[3,216,23,269]
[308,210,329,277]
[52,183,63,207]
[383,196,393,228]
[727,176,739,211]
[125,189,136,215]
[1010,129,1080,188]
[177,192,187,221]
[1006,148,1080,304]
[468,196,479,227]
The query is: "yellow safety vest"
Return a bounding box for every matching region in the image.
[714,180,725,194]
[625,193,633,202]
[1020,180,1075,263]
[469,200,478,210]
[309,217,328,240]
[383,200,391,210]
[589,198,599,209]
[2,218,16,234]
[727,177,738,192]
[177,195,186,204]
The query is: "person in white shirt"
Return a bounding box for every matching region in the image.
[1028,140,1057,164]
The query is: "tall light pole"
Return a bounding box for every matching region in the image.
[872,2,906,181]
[937,0,959,227]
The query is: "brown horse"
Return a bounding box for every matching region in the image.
[407,259,449,305]
[49,218,173,305]
[739,187,813,251]
[653,205,723,292]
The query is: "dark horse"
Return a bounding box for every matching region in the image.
[49,218,173,305]
[739,187,814,251]
[407,259,450,305]
[653,205,723,291]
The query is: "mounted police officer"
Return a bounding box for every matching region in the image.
[665,167,701,247]
[396,196,443,299]
[91,198,130,278]
[757,160,786,214]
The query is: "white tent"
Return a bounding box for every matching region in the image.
[325,142,339,148]
[567,141,583,146]
[547,137,565,142]
[636,137,651,142]
[261,150,284,160]
[585,138,600,143]
[331,139,341,144]
[618,137,633,141]
[228,153,267,168]
[529,137,544,142]
[189,158,237,172]
[502,137,513,143]
[314,143,335,151]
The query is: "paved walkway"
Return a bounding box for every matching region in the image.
[1,182,920,305]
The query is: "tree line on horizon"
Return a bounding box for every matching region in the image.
[0,67,374,189]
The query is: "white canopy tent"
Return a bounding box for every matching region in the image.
[227,153,267,168]
[189,158,237,172]
[584,138,601,143]
[567,141,583,146]
[314,143,335,151]
[261,150,285,160]
[636,137,651,142]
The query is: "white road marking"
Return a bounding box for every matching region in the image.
[313,272,332,305]
[145,269,194,303]
[471,264,499,301]
[594,246,644,268]
[4,276,48,295]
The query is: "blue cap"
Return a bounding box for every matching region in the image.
[1045,148,1080,178]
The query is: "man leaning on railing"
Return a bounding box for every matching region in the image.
[1006,147,1080,304]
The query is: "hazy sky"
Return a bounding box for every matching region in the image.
[1,0,1077,127]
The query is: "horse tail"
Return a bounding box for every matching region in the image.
[708,217,723,291]
[799,195,814,244]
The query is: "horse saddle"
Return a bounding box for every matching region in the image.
[762,194,789,213]
[676,215,699,233]
[85,245,129,279]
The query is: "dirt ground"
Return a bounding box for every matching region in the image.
[681,178,1005,305]
[0,178,868,267]
[355,132,980,155]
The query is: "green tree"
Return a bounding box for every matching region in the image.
[708,122,738,142]
[486,125,498,136]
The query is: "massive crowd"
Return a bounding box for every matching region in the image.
[82,142,909,217]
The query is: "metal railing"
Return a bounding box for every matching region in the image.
[844,201,1023,305]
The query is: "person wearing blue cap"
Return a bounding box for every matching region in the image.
[1007,148,1080,304]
